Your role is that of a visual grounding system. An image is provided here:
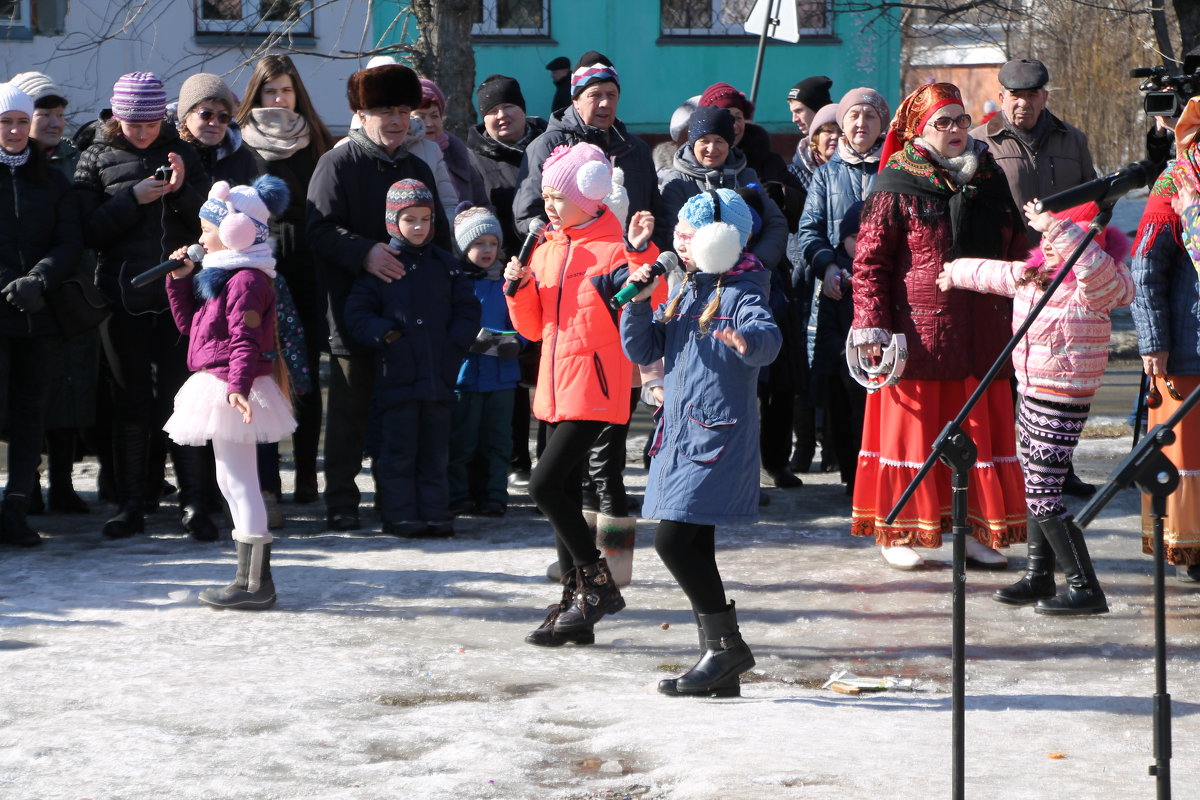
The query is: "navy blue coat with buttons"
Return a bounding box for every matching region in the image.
[343,240,480,405]
[621,260,781,525]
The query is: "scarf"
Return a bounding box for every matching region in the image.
[242,107,311,161]
[1004,109,1052,154]
[348,128,408,164]
[0,146,30,167]
[434,131,450,152]
[836,138,882,166]
[913,136,980,186]
[195,245,278,300]
[873,138,1008,260]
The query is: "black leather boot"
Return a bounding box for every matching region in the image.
[172,444,218,541]
[525,568,595,647]
[658,611,703,695]
[198,540,276,610]
[1036,515,1109,615]
[0,494,42,547]
[47,429,90,514]
[103,424,146,539]
[668,602,755,697]
[554,557,625,633]
[994,515,1056,605]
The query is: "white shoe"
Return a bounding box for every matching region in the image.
[881,545,925,570]
[964,536,1008,569]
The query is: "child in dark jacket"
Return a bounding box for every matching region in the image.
[344,179,481,538]
[621,189,781,697]
[448,206,520,517]
[164,176,295,610]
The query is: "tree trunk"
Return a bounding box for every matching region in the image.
[1174,0,1200,54]
[409,0,477,139]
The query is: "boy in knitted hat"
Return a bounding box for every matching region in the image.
[343,179,481,538]
[448,206,519,518]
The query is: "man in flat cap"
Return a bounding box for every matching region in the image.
[546,56,571,116]
[970,57,1099,498]
[970,57,1096,245]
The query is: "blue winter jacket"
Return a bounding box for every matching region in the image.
[792,150,877,284]
[344,240,481,404]
[621,259,781,525]
[455,268,522,393]
[1131,213,1200,375]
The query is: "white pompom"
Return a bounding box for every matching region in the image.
[692,222,743,274]
[576,160,613,201]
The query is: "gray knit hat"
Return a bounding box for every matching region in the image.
[454,206,503,254]
[178,72,237,116]
[9,71,66,106]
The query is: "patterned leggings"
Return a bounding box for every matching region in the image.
[1016,396,1091,519]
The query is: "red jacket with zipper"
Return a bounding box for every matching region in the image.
[506,208,660,424]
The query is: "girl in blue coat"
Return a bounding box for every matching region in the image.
[621,189,781,697]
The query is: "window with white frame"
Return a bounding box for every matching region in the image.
[660,0,831,37]
[0,0,32,37]
[473,0,549,37]
[196,0,314,37]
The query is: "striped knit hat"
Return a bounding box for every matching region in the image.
[9,71,65,106]
[385,179,435,241]
[454,206,502,255]
[570,51,619,98]
[110,72,167,122]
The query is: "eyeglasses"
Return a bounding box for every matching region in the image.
[195,109,231,125]
[1146,375,1183,409]
[927,113,972,132]
[674,231,694,243]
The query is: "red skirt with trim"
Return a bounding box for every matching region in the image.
[1142,374,1200,565]
[851,377,1027,549]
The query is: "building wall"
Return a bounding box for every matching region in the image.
[375,1,901,134]
[1,0,376,136]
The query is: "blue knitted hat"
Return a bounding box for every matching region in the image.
[678,188,753,249]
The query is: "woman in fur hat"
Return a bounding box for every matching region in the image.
[621,188,781,697]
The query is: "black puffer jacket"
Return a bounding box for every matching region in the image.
[189,124,259,187]
[467,115,547,250]
[0,149,82,337]
[74,125,208,314]
[306,131,449,356]
[512,105,661,235]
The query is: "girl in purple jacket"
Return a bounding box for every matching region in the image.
[163,176,296,610]
[938,201,1132,616]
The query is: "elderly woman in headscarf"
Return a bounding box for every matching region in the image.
[849,82,1028,570]
[1131,96,1200,582]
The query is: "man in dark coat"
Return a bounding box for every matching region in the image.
[306,63,449,531]
[466,74,547,251]
[513,51,661,235]
[546,56,571,116]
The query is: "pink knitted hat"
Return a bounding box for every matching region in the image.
[541,142,612,217]
[419,78,446,112]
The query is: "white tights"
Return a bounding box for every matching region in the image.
[212,438,270,544]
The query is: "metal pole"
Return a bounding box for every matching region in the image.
[1151,495,1172,799]
[748,0,778,106]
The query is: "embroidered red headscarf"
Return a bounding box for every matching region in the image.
[879,82,964,167]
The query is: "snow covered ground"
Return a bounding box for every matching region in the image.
[2,431,1199,799]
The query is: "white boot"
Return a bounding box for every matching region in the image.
[881,545,924,570]
[596,513,637,587]
[964,536,1008,569]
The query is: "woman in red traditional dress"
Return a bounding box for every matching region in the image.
[849,82,1028,570]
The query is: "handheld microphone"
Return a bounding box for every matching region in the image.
[1034,160,1157,214]
[131,244,206,289]
[505,219,547,298]
[609,251,677,310]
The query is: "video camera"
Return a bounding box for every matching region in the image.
[1132,52,1200,117]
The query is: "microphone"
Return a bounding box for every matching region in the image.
[131,244,205,288]
[1035,160,1157,214]
[609,251,678,310]
[505,219,547,298]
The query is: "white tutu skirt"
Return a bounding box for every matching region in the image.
[164,371,297,446]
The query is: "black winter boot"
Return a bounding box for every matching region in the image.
[669,602,755,698]
[1035,515,1108,616]
[199,540,277,610]
[47,429,90,514]
[103,424,146,539]
[553,557,626,633]
[0,494,42,547]
[525,568,596,647]
[172,444,218,541]
[994,515,1056,605]
[657,611,704,695]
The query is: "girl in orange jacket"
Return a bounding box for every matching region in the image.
[505,142,660,647]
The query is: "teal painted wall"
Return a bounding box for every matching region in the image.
[374,1,900,133]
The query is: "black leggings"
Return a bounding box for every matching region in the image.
[527,420,605,570]
[654,520,727,614]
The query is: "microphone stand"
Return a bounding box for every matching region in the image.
[883,203,1112,800]
[1076,381,1199,800]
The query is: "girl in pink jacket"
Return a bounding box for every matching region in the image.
[938,201,1132,616]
